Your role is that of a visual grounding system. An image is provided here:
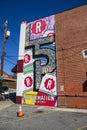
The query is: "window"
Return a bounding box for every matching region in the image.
[82,49,87,58]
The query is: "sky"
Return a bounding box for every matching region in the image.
[0,0,87,75]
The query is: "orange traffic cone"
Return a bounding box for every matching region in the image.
[17,105,24,117]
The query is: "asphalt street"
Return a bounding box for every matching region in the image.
[0,100,87,130]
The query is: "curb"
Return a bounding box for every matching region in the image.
[37,106,87,113]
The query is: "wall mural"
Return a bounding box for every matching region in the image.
[23,15,58,106]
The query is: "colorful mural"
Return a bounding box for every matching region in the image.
[23,15,58,106]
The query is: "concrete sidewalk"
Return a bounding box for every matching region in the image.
[0,99,87,114]
[0,99,14,110]
[37,106,87,113]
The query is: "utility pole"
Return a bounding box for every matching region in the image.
[0,20,10,92]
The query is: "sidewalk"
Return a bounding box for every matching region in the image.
[0,99,14,110]
[0,99,87,114]
[37,106,87,113]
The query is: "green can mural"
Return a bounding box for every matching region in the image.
[22,15,58,106]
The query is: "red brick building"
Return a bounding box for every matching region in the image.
[55,4,87,108]
[16,4,87,108]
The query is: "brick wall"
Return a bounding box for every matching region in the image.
[55,4,87,108]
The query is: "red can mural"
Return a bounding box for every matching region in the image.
[17,15,58,107]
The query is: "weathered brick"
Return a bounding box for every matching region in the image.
[55,4,87,108]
